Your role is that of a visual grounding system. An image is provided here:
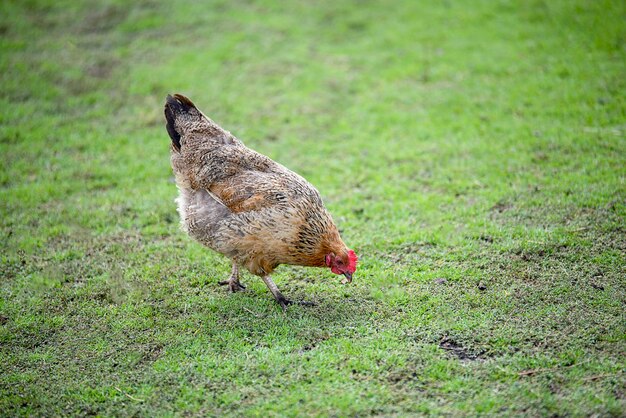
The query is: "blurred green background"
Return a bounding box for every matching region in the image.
[1,0,625,416]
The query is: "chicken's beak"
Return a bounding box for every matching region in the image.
[342,271,353,284]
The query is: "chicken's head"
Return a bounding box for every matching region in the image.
[325,250,358,284]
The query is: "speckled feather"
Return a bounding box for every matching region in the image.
[165,94,350,277]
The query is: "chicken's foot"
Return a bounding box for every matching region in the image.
[261,275,316,311]
[219,263,245,292]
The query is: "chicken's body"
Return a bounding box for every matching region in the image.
[164,94,357,309]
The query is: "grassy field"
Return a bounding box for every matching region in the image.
[1,0,625,416]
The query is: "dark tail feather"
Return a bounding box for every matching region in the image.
[166,121,181,151]
[164,94,198,151]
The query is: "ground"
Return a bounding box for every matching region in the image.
[1,0,625,416]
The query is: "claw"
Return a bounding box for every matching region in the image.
[277,298,316,311]
[219,263,244,293]
[219,278,246,293]
[292,300,316,307]
[279,299,289,312]
[260,274,315,311]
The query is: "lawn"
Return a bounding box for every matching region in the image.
[1,0,625,416]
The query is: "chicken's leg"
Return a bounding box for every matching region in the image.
[219,262,245,292]
[261,275,316,311]
[261,275,291,311]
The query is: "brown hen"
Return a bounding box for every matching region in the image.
[164,94,357,310]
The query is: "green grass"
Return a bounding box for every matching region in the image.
[1,0,625,416]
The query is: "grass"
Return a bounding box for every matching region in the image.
[1,0,625,416]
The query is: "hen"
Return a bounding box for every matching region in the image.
[164,94,357,310]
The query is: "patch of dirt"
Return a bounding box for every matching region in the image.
[80,5,127,34]
[491,199,512,213]
[387,370,418,384]
[85,57,120,79]
[294,326,333,354]
[512,243,571,262]
[478,235,494,243]
[439,336,485,361]
[0,257,27,282]
[140,343,164,363]
[384,241,440,264]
